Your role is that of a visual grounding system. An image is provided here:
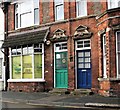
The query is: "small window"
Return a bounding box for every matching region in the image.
[55,42,67,51]
[55,0,64,21]
[76,0,87,17]
[77,39,90,49]
[108,0,120,9]
[15,0,39,29]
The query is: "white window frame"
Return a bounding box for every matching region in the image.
[103,34,107,78]
[116,31,120,78]
[54,0,64,21]
[76,0,87,17]
[8,44,45,82]
[15,0,39,29]
[108,0,120,9]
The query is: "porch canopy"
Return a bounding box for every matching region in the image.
[2,27,50,48]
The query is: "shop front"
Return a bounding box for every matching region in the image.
[2,27,50,92]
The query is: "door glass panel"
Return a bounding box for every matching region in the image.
[85,58,90,62]
[56,52,67,69]
[85,63,90,68]
[78,58,83,62]
[78,52,83,57]
[85,52,90,57]
[78,64,84,68]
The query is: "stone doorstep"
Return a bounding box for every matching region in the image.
[49,88,92,95]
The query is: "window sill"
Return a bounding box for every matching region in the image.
[7,79,45,82]
[98,78,120,82]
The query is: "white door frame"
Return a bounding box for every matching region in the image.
[116,31,120,78]
[54,42,68,88]
[75,39,91,89]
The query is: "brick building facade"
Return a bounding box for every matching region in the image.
[0,0,120,96]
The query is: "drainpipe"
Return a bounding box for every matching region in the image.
[1,1,10,91]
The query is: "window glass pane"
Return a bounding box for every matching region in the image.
[22,55,32,79]
[84,40,90,47]
[118,1,120,6]
[77,0,87,17]
[0,59,2,79]
[56,5,64,20]
[28,45,33,54]
[61,43,67,49]
[12,48,17,55]
[34,44,42,53]
[17,48,21,55]
[34,8,39,24]
[20,12,32,27]
[20,1,32,13]
[12,56,21,79]
[23,46,27,55]
[34,54,42,78]
[77,41,83,48]
[15,14,18,28]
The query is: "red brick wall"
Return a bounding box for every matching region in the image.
[8,4,14,31]
[8,82,45,92]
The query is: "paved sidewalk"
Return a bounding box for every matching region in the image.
[1,91,120,109]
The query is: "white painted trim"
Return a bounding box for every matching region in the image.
[54,43,56,88]
[42,43,44,80]
[103,34,107,78]
[21,46,23,79]
[9,48,12,79]
[75,43,78,89]
[7,79,45,82]
[116,31,120,78]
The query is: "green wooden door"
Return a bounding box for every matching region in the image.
[55,52,68,88]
